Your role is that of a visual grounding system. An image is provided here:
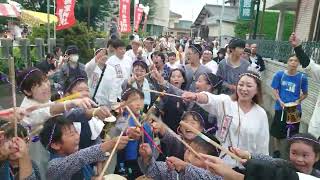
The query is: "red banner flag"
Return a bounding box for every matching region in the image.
[56,0,76,31]
[119,0,131,33]
[134,4,144,32]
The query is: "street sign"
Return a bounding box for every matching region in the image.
[239,0,254,20]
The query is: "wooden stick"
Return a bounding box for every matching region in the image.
[125,106,142,127]
[180,121,242,162]
[112,96,140,111]
[9,57,17,137]
[55,92,81,102]
[143,89,182,98]
[131,70,155,84]
[149,115,202,160]
[98,131,125,179]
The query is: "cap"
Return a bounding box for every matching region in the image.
[65,45,79,55]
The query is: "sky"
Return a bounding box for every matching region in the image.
[170,0,224,21]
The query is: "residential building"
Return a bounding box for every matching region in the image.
[192,4,238,41]
[146,0,170,36]
[168,11,192,37]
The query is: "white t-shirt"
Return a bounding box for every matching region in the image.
[20,97,52,128]
[125,49,137,63]
[106,55,132,100]
[198,93,269,167]
[201,60,218,74]
[85,57,103,97]
[306,60,320,138]
[143,49,154,66]
[165,61,180,69]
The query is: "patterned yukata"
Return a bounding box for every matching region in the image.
[46,144,107,180]
[138,157,222,180]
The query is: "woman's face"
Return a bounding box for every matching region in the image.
[290,142,319,174]
[169,70,185,89]
[195,75,211,93]
[236,75,257,102]
[28,79,51,103]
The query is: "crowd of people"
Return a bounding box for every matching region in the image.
[0,32,319,180]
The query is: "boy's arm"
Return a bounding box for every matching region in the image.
[251,153,291,167]
[47,144,107,179]
[138,157,178,180]
[182,164,223,180]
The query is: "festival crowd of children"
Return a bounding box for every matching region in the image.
[0,32,320,180]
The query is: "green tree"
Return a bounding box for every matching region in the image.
[234,11,294,40]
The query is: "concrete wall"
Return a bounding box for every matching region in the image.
[261,59,320,132]
[208,22,235,37]
[295,0,317,41]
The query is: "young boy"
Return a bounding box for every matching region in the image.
[270,55,308,158]
[0,120,41,180]
[138,135,222,180]
[39,115,129,180]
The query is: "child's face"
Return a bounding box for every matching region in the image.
[127,94,144,114]
[290,142,319,174]
[29,79,51,103]
[180,115,202,141]
[71,82,89,98]
[169,70,184,89]
[195,75,211,93]
[53,125,80,155]
[133,66,146,81]
[287,56,300,71]
[184,142,206,169]
[168,55,176,63]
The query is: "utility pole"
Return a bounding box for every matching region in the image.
[252,0,261,39]
[219,0,225,44]
[47,0,50,43]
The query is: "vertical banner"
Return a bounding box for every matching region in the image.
[56,0,76,30]
[239,0,254,20]
[119,0,131,33]
[134,4,144,32]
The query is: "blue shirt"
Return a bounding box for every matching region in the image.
[271,71,308,111]
[124,114,153,161]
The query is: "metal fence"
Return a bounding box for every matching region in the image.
[246,39,320,64]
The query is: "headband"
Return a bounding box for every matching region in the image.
[19,69,41,90]
[189,44,202,55]
[203,73,223,89]
[64,77,86,93]
[46,123,56,149]
[288,136,320,145]
[182,111,205,128]
[239,72,261,81]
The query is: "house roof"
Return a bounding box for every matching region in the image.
[170,11,182,19]
[193,4,239,27]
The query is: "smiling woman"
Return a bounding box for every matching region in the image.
[181,70,270,167]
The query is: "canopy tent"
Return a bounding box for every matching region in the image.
[21,10,58,26]
[0,3,20,18]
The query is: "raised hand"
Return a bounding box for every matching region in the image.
[289,32,301,48]
[166,156,188,172]
[139,143,152,164]
[126,127,142,140]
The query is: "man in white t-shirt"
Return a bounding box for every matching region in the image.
[106,39,133,100]
[143,37,155,66]
[201,48,218,74]
[125,35,142,63]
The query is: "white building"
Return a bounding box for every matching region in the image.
[146,0,170,36]
[192,4,239,41]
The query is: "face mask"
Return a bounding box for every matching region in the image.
[69,55,79,63]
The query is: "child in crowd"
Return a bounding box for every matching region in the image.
[231,133,320,178]
[17,67,96,179]
[165,52,180,70]
[0,120,41,180]
[271,54,308,158]
[138,135,223,180]
[122,61,152,111]
[63,76,110,150]
[39,115,129,180]
[152,111,205,160]
[159,68,187,132]
[187,73,222,134]
[108,88,154,180]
